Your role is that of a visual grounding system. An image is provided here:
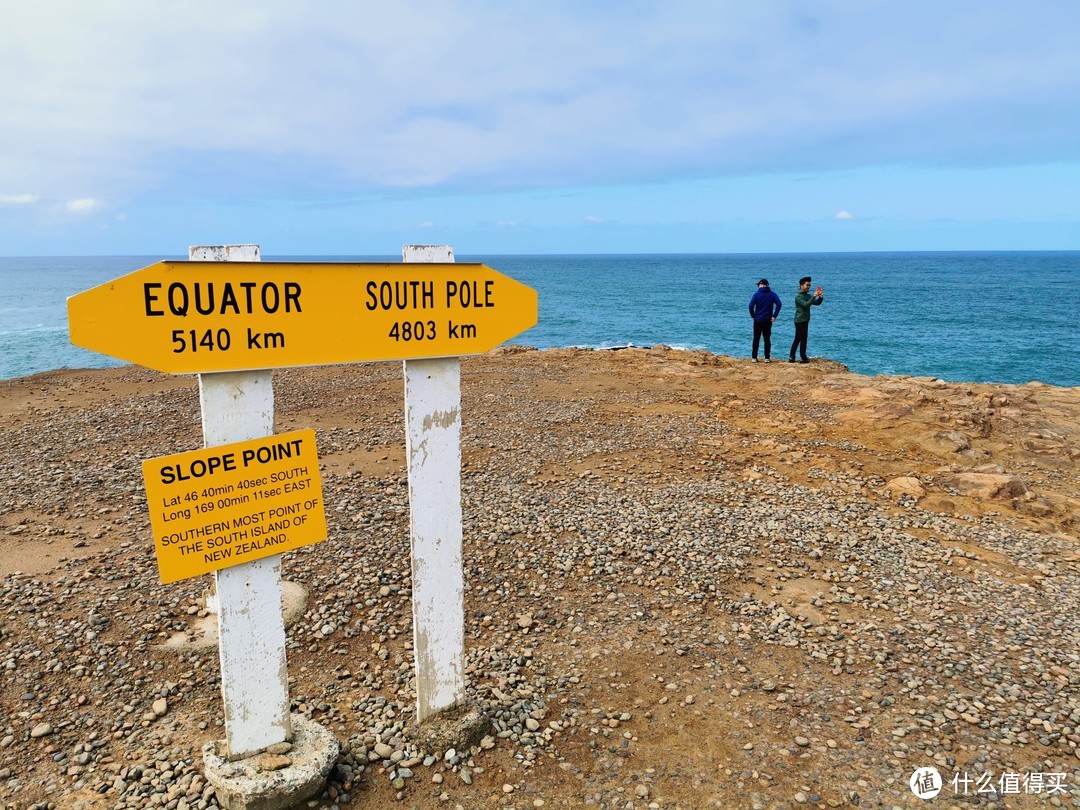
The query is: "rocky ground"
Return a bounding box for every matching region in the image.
[0,347,1078,810]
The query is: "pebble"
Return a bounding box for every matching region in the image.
[2,351,1079,810]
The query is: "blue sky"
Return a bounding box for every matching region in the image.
[1,1,1078,255]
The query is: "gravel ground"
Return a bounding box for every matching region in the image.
[1,347,1077,809]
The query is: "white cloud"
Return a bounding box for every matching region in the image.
[0,193,39,205]
[0,1,1077,206]
[584,215,603,223]
[66,198,103,214]
[835,210,854,220]
[418,220,434,228]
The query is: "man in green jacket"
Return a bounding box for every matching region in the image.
[789,276,824,363]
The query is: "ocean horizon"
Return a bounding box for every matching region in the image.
[2,251,1077,387]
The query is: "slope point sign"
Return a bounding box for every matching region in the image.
[143,429,326,583]
[68,261,538,373]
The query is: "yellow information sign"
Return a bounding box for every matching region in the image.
[68,261,538,374]
[142,429,326,583]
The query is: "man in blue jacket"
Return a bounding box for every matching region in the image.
[748,278,782,362]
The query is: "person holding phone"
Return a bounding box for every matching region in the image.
[789,276,824,363]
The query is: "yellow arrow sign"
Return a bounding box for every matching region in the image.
[68,261,538,373]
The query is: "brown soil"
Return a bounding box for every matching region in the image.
[1,347,1077,809]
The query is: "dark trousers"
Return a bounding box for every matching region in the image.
[752,319,773,359]
[790,321,809,360]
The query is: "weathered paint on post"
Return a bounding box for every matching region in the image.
[403,245,466,721]
[194,244,293,759]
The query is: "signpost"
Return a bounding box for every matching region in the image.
[188,245,294,762]
[68,244,538,801]
[402,245,466,722]
[68,260,538,373]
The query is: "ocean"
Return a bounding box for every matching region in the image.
[1,252,1076,387]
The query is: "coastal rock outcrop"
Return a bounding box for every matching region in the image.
[941,471,1029,501]
[883,476,925,498]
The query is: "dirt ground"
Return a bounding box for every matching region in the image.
[1,347,1078,809]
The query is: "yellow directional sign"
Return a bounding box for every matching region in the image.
[143,429,326,583]
[69,261,538,373]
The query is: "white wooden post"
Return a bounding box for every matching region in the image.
[402,245,466,721]
[193,244,292,759]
